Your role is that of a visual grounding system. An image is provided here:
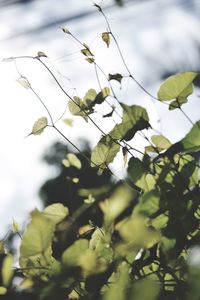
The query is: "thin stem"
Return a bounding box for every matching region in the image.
[30,87,54,126]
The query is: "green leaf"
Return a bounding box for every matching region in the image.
[110,104,150,141]
[83,89,97,106]
[20,210,55,257]
[102,32,110,47]
[163,121,200,156]
[12,218,20,233]
[43,203,69,225]
[117,215,160,249]
[104,184,134,223]
[2,255,14,286]
[134,189,160,217]
[81,47,94,57]
[68,96,87,120]
[31,117,48,135]
[62,118,73,127]
[0,287,7,295]
[62,239,89,267]
[108,73,123,84]
[95,87,110,105]
[67,153,82,169]
[181,121,200,152]
[0,240,5,254]
[169,97,188,110]
[151,135,171,150]
[91,136,120,168]
[157,72,198,101]
[37,51,48,58]
[128,157,155,191]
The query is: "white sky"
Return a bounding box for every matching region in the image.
[0,0,200,236]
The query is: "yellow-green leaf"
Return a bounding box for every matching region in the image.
[2,255,14,287]
[0,287,7,295]
[91,136,120,168]
[157,72,198,101]
[151,135,171,150]
[102,32,110,47]
[43,203,69,225]
[31,117,48,135]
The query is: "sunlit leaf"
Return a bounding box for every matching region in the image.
[0,287,7,295]
[169,97,188,110]
[12,219,20,234]
[67,153,82,169]
[0,240,5,254]
[62,118,74,127]
[2,255,14,287]
[43,203,69,225]
[104,184,134,223]
[128,157,155,191]
[102,32,110,48]
[68,96,87,120]
[83,89,97,106]
[91,136,120,168]
[116,215,160,249]
[157,72,198,101]
[104,262,130,300]
[134,189,160,217]
[84,194,95,204]
[81,47,94,57]
[163,121,200,157]
[37,51,48,58]
[151,135,171,150]
[108,73,123,84]
[20,210,54,257]
[95,87,110,105]
[31,117,48,135]
[62,239,89,267]
[110,104,150,141]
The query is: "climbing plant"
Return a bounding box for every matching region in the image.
[1,3,200,300]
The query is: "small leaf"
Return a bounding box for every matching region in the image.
[110,104,150,141]
[81,47,94,57]
[60,27,71,34]
[2,255,14,287]
[151,135,171,150]
[0,287,7,295]
[62,118,73,127]
[67,153,82,169]
[91,136,120,168]
[12,219,20,234]
[169,97,188,110]
[85,57,94,63]
[84,194,95,204]
[102,32,110,47]
[31,117,48,135]
[72,177,79,183]
[95,87,110,104]
[62,239,89,267]
[0,241,5,254]
[20,210,54,257]
[108,73,123,84]
[37,51,48,58]
[17,77,31,89]
[43,203,69,225]
[157,72,198,101]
